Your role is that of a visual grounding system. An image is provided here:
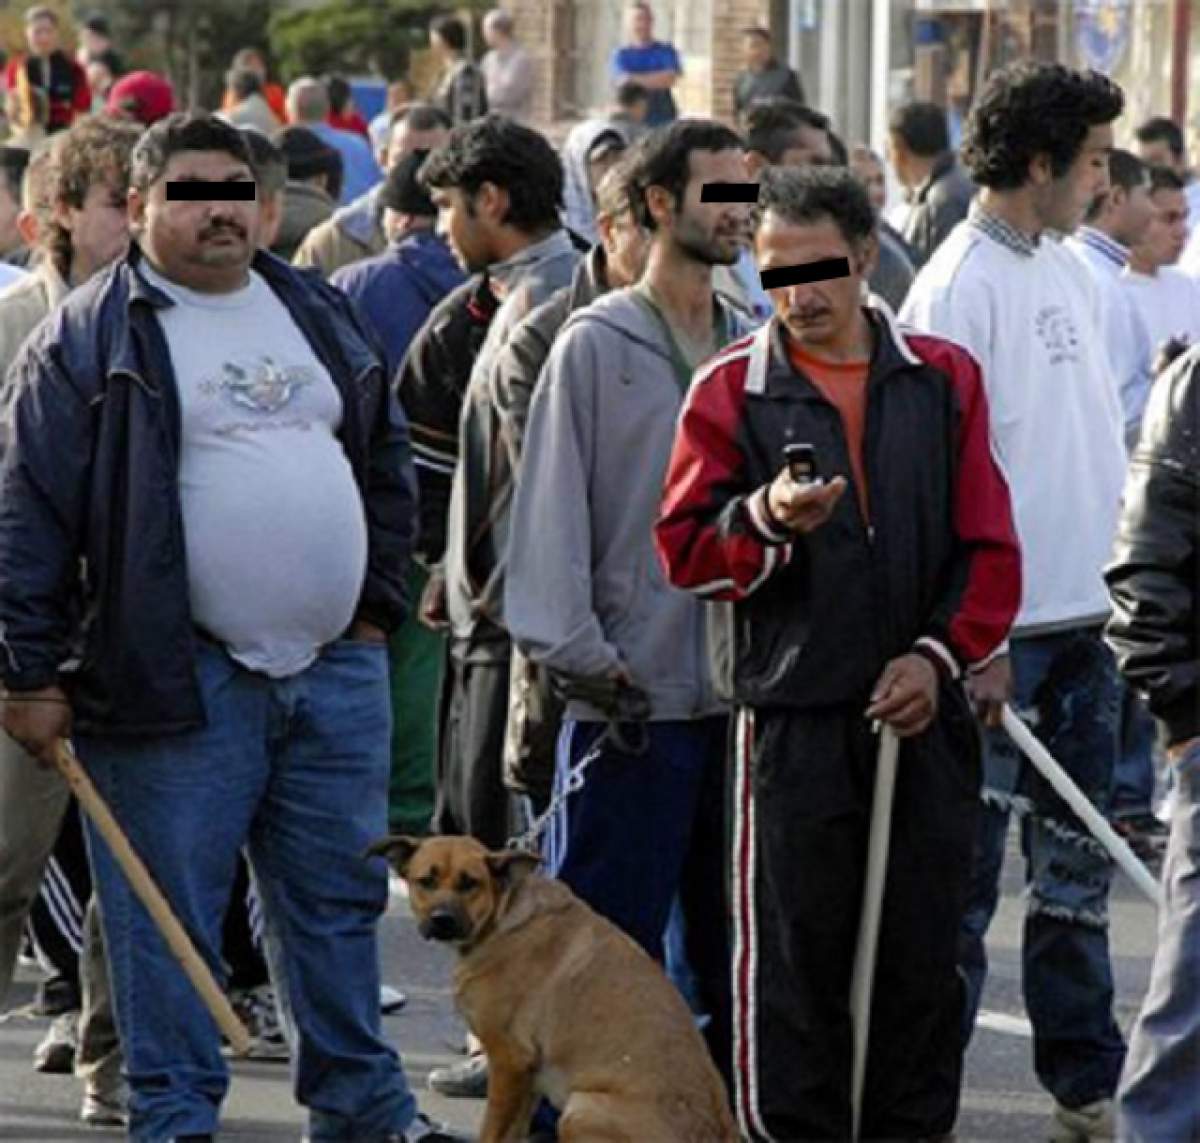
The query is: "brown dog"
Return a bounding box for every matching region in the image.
[366,834,738,1143]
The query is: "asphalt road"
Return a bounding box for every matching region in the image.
[0,826,1158,1142]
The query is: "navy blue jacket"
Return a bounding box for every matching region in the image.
[0,246,417,736]
[331,230,465,380]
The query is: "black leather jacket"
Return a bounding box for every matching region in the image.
[1106,346,1199,747]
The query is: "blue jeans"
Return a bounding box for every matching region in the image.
[1111,684,1158,820]
[79,639,416,1142]
[1118,739,1200,1141]
[958,627,1126,1108]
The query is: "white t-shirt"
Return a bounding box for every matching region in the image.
[1065,231,1153,444]
[1121,266,1200,360]
[901,220,1126,634]
[142,262,368,677]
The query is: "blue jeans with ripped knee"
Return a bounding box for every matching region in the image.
[958,626,1126,1109]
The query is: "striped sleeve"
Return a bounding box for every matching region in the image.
[655,353,792,602]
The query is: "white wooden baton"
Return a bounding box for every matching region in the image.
[53,739,252,1055]
[849,724,900,1143]
[1000,705,1163,908]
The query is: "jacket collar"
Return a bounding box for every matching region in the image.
[490,229,575,291]
[743,297,920,398]
[1074,225,1129,269]
[110,244,379,385]
[968,200,1040,257]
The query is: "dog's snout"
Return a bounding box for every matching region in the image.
[420,905,466,942]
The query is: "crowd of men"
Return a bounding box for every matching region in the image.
[0,2,1195,1142]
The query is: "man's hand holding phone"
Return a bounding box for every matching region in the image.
[766,444,846,535]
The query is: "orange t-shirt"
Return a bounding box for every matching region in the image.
[786,338,871,522]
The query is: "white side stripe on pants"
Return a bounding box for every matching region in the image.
[731,707,773,1141]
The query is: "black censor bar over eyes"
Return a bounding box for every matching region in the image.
[760,257,851,290]
[700,182,759,203]
[166,181,256,201]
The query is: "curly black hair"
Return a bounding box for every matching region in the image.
[418,113,563,233]
[961,62,1123,190]
[756,165,876,248]
[625,118,744,230]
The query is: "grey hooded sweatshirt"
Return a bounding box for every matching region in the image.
[504,287,747,722]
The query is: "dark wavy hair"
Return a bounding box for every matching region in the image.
[625,118,744,230]
[44,116,141,277]
[961,62,1123,190]
[419,113,563,232]
[756,164,876,248]
[743,98,828,163]
[130,113,253,194]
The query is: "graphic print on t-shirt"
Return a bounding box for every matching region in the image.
[1033,305,1083,366]
[194,354,325,437]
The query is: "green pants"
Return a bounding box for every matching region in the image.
[387,563,445,834]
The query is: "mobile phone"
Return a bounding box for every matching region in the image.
[783,442,821,485]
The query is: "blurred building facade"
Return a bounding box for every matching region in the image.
[501,0,1196,152]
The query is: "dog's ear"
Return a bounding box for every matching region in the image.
[363,834,423,875]
[485,849,542,890]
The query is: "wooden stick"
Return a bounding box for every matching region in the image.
[52,739,252,1056]
[849,725,900,1142]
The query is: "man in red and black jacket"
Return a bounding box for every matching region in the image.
[655,166,1021,1141]
[3,7,90,134]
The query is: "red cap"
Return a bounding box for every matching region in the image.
[106,71,175,126]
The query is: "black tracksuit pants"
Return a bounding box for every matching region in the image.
[729,686,980,1141]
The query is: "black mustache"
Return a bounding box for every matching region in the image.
[199,222,246,240]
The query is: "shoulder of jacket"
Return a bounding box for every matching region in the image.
[1137,347,1200,476]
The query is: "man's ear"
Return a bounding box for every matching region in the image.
[643,183,676,231]
[16,208,39,248]
[127,186,147,234]
[363,834,424,875]
[1028,152,1054,187]
[477,180,510,227]
[485,849,542,891]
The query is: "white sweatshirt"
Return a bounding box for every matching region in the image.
[901,215,1126,634]
[1121,266,1200,359]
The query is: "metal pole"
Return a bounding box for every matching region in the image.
[869,0,891,155]
[1000,706,1163,908]
[849,725,900,1142]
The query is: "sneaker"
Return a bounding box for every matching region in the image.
[32,1010,78,1074]
[33,976,81,1017]
[1112,813,1170,863]
[227,984,289,1061]
[80,1080,128,1128]
[427,1051,488,1098]
[389,1111,473,1142]
[1050,1098,1115,1141]
[380,983,408,1014]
